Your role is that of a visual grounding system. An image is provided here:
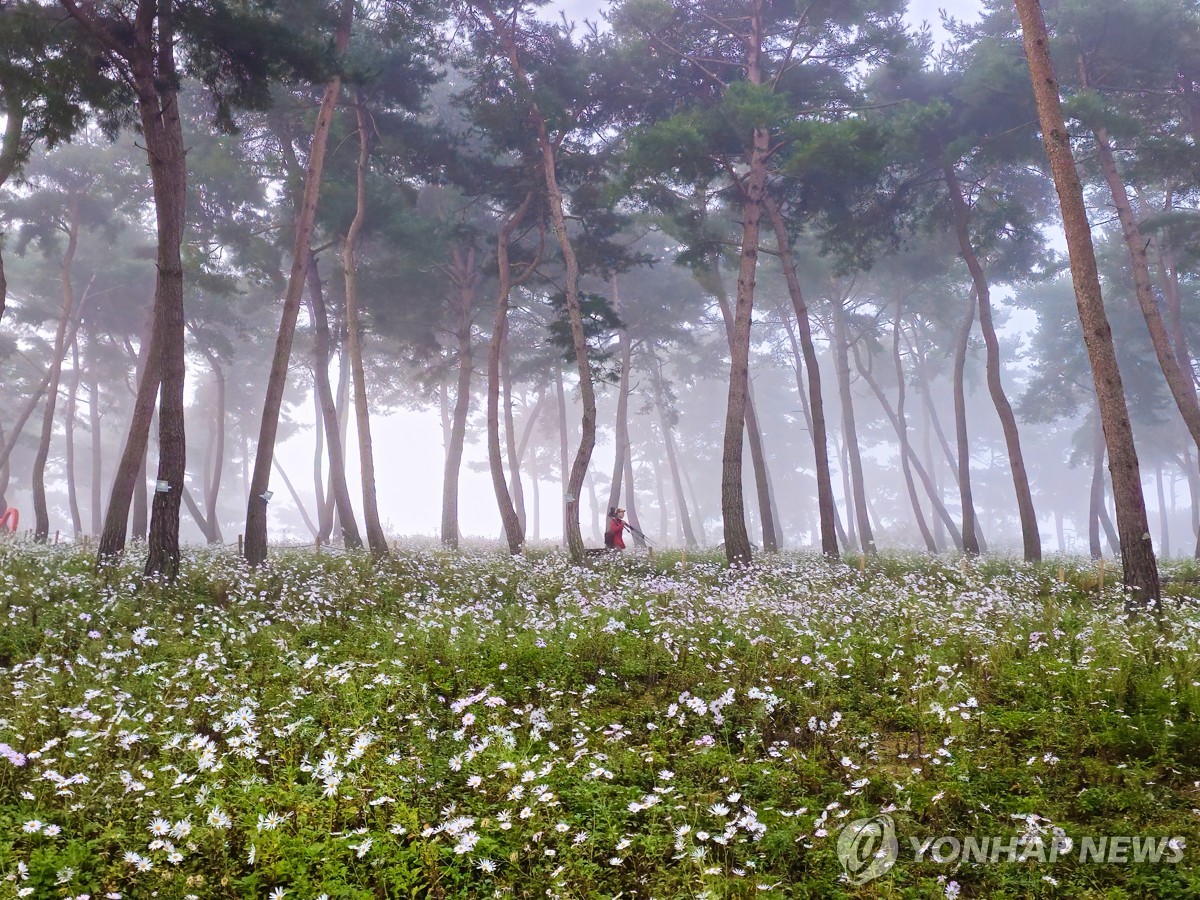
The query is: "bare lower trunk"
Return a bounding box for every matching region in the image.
[608,303,631,513]
[622,437,646,548]
[89,329,103,534]
[711,264,778,551]
[501,331,526,532]
[487,193,533,555]
[307,254,361,548]
[272,457,318,539]
[441,245,478,549]
[244,0,353,566]
[1017,0,1159,609]
[651,360,698,548]
[766,197,838,557]
[556,369,570,544]
[66,332,83,538]
[343,92,388,559]
[945,165,1040,561]
[1156,462,1170,558]
[831,291,875,555]
[33,200,81,541]
[839,434,857,551]
[952,289,981,555]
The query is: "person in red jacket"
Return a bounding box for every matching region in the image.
[605,508,627,550]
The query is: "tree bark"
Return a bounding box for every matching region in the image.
[556,368,570,544]
[33,200,81,541]
[342,92,388,559]
[1016,0,1160,609]
[608,284,632,514]
[765,196,838,557]
[88,327,103,535]
[651,358,698,548]
[195,346,225,544]
[66,330,83,538]
[307,253,361,548]
[952,288,982,555]
[501,329,526,532]
[830,291,875,555]
[441,244,479,549]
[244,0,353,566]
[487,192,534,554]
[944,164,1041,561]
[0,81,27,327]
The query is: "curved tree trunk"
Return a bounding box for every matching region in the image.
[196,347,225,544]
[307,254,362,548]
[831,291,875,555]
[952,288,981,555]
[766,197,838,557]
[33,206,80,541]
[890,313,935,552]
[487,193,534,555]
[244,0,353,566]
[441,244,478,549]
[342,92,388,559]
[556,369,570,544]
[1016,0,1160,609]
[944,165,1041,561]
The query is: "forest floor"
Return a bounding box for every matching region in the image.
[1,545,1198,899]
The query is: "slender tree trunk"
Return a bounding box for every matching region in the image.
[952,288,982,555]
[1055,507,1065,553]
[1157,462,1170,558]
[945,165,1041,561]
[33,200,81,541]
[501,332,526,532]
[307,254,361,548]
[765,197,838,557]
[831,292,875,555]
[608,288,631,513]
[1184,442,1200,555]
[342,92,388,559]
[710,267,778,551]
[0,89,27,328]
[838,434,857,551]
[244,0,353,566]
[1017,0,1160,609]
[196,348,225,545]
[313,383,330,539]
[623,437,646,548]
[651,360,698,548]
[89,328,103,535]
[272,457,318,539]
[530,454,540,541]
[65,330,83,538]
[921,389,946,550]
[441,245,478,549]
[487,192,534,554]
[556,369,570,544]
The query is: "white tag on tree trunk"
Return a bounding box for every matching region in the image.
[155,480,171,493]
[261,491,273,501]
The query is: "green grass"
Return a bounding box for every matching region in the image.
[0,544,1197,898]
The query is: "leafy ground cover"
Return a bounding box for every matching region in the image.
[0,544,1198,899]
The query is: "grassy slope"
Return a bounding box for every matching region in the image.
[0,545,1198,898]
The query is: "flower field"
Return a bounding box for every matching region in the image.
[1,545,1198,899]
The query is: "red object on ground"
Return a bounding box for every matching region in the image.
[1,507,17,533]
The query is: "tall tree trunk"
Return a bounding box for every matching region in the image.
[651,359,698,548]
[313,383,330,539]
[66,331,83,538]
[33,201,81,542]
[487,193,534,554]
[839,434,858,551]
[1157,462,1170,558]
[1016,0,1160,609]
[715,6,768,564]
[244,0,353,567]
[0,86,28,326]
[307,254,361,548]
[477,3,594,562]
[1184,443,1200,555]
[89,327,103,535]
[196,347,225,544]
[608,289,632,513]
[132,421,149,541]
[623,437,646,548]
[945,164,1041,561]
[441,245,478,549]
[849,314,938,552]
[342,92,388,559]
[921,389,946,550]
[710,266,778,551]
[556,369,570,544]
[765,197,838,557]
[830,292,875,555]
[530,453,540,541]
[952,288,982,555]
[501,332,526,532]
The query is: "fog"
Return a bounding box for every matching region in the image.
[1,0,1195,575]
